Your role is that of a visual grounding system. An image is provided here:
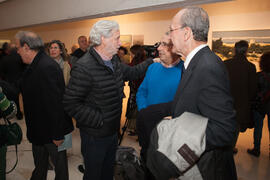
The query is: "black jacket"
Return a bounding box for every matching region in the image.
[0,51,25,84]
[224,55,257,131]
[171,46,237,180]
[64,46,153,137]
[21,51,73,145]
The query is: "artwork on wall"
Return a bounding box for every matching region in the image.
[120,35,144,64]
[212,29,270,71]
[132,35,144,45]
[120,35,132,64]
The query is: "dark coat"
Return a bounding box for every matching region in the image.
[224,55,257,131]
[63,46,153,137]
[21,51,73,145]
[0,51,25,85]
[171,46,237,180]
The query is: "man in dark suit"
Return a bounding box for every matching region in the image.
[224,40,257,154]
[15,31,73,180]
[168,7,237,179]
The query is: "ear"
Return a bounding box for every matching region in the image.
[101,36,105,43]
[184,27,192,41]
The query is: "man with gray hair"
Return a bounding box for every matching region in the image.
[15,31,73,180]
[64,20,155,180]
[147,7,237,180]
[69,35,89,66]
[169,6,237,179]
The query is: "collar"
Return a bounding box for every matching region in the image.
[184,44,207,69]
[23,50,43,75]
[161,59,182,68]
[94,47,111,61]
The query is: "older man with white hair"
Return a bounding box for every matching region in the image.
[64,20,155,180]
[166,6,237,179]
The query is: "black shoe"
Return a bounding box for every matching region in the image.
[247,148,260,157]
[78,164,85,173]
[233,148,238,154]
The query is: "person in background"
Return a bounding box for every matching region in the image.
[117,46,128,64]
[136,33,183,180]
[0,42,10,59]
[248,51,270,157]
[71,44,79,54]
[69,35,89,66]
[49,40,71,85]
[136,33,183,112]
[0,44,25,120]
[125,45,147,136]
[15,31,73,180]
[63,20,156,180]
[224,40,257,154]
[0,86,17,180]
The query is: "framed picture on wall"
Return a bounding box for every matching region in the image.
[120,35,132,64]
[212,29,270,71]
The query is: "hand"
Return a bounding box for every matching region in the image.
[153,57,161,63]
[53,139,64,146]
[163,116,172,120]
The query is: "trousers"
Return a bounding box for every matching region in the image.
[30,143,68,180]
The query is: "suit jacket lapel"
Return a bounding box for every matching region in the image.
[172,46,210,115]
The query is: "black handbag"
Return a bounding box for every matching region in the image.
[0,119,22,146]
[0,118,22,174]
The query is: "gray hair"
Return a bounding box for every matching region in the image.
[90,20,119,46]
[15,31,44,51]
[180,6,209,42]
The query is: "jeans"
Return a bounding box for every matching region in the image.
[253,110,270,151]
[80,131,118,180]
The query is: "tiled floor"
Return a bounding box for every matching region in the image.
[4,117,270,180]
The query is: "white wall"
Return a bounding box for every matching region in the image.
[0,0,269,53]
[0,0,225,30]
[0,9,178,53]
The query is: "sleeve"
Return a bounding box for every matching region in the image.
[198,63,237,150]
[63,64,103,128]
[136,68,150,111]
[41,65,66,140]
[121,58,153,81]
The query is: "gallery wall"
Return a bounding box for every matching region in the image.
[0,0,269,54]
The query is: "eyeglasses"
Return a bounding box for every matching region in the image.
[169,26,185,33]
[159,42,170,47]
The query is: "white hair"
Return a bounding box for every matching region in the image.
[90,20,119,46]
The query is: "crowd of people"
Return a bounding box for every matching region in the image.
[0,5,269,180]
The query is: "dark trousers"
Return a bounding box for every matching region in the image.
[30,143,68,180]
[253,110,270,150]
[80,130,117,180]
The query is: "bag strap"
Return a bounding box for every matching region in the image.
[6,144,19,174]
[3,118,10,125]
